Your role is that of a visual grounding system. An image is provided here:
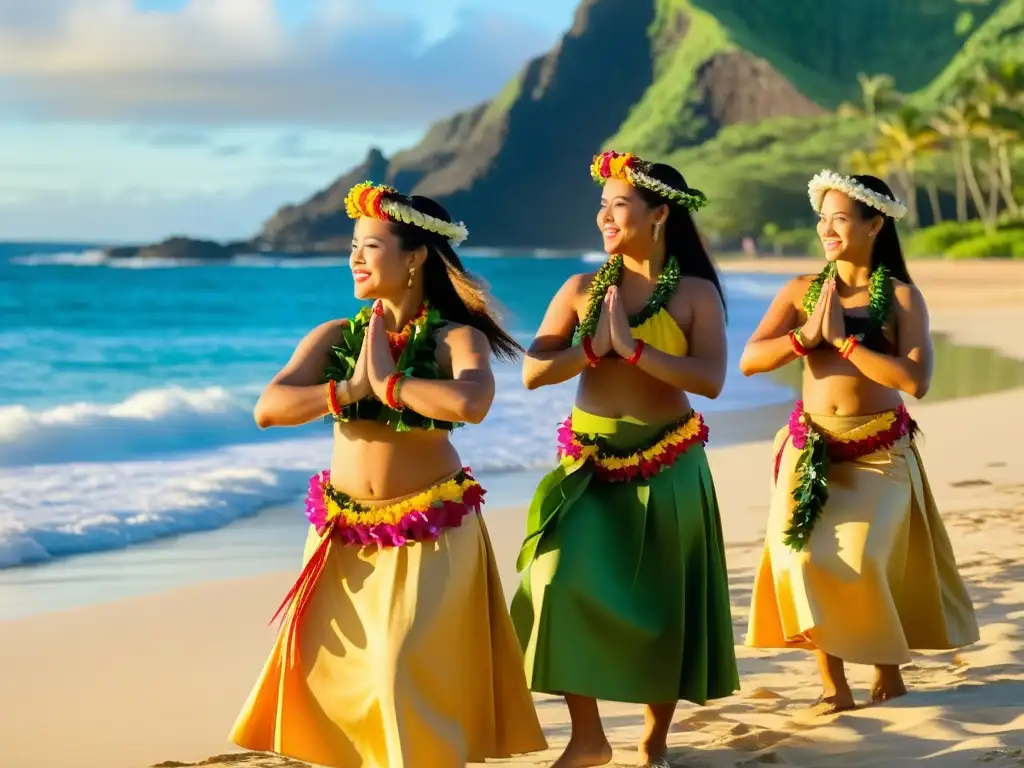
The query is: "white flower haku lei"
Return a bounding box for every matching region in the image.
[624,166,708,211]
[380,198,469,246]
[591,152,708,212]
[808,169,907,220]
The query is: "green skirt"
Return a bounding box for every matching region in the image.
[510,407,740,705]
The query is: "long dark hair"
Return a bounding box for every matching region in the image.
[851,175,913,284]
[633,163,727,315]
[389,194,523,361]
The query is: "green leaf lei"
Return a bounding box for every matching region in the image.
[575,254,681,340]
[322,304,461,433]
[801,261,893,340]
[782,429,830,551]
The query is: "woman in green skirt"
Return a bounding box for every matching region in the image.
[512,151,739,768]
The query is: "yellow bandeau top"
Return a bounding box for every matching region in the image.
[630,307,687,356]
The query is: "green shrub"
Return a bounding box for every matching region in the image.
[760,225,819,255]
[905,221,985,257]
[944,230,1024,259]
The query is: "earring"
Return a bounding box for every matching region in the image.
[407,267,415,288]
[653,221,662,242]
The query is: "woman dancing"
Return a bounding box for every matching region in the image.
[230,183,546,767]
[742,171,979,714]
[512,151,740,768]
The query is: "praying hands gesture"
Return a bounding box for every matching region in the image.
[800,278,832,348]
[365,301,399,402]
[821,282,846,348]
[606,286,637,359]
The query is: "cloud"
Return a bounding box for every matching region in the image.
[0,0,556,128]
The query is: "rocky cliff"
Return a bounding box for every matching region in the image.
[115,0,1002,256]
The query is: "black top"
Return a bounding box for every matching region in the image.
[844,312,895,354]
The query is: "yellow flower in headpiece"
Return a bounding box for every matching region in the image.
[589,150,709,212]
[343,180,471,245]
[608,152,633,179]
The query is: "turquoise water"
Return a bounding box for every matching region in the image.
[0,243,793,569]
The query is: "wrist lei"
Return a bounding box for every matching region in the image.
[839,336,859,360]
[788,329,809,357]
[326,380,342,416]
[385,372,406,411]
[626,339,645,365]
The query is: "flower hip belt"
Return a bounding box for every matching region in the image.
[270,469,484,626]
[777,401,915,552]
[556,410,709,482]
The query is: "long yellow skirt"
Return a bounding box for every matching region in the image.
[746,411,979,666]
[230,511,546,767]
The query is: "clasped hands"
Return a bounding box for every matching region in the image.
[800,277,847,349]
[345,300,400,403]
[587,286,642,361]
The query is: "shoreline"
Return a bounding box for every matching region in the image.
[2,260,1024,767]
[2,384,1022,768]
[3,259,1024,619]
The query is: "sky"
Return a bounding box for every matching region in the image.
[0,0,580,242]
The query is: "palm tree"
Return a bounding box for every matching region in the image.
[931,99,990,223]
[971,60,1024,220]
[876,105,941,227]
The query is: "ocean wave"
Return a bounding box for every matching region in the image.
[0,383,574,568]
[0,441,321,568]
[0,385,265,467]
[10,249,107,266]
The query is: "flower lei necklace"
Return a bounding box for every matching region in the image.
[576,254,681,340]
[323,302,459,432]
[801,261,893,338]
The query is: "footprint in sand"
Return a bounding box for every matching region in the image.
[746,687,784,700]
[153,755,311,768]
[951,478,993,488]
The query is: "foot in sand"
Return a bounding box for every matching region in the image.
[637,741,670,767]
[550,738,613,768]
[805,693,856,716]
[871,665,908,703]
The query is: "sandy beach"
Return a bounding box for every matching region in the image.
[2,259,1023,768]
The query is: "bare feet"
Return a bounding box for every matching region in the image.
[871,665,908,703]
[637,741,669,767]
[637,755,671,768]
[550,739,613,768]
[806,693,856,716]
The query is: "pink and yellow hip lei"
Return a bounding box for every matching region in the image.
[556,410,709,482]
[270,468,484,626]
[776,401,916,552]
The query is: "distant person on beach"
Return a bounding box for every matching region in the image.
[229,183,546,766]
[740,171,979,715]
[511,151,740,768]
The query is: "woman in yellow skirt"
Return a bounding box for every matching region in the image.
[740,171,979,714]
[229,183,546,766]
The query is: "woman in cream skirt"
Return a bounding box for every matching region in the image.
[229,183,546,766]
[740,170,978,714]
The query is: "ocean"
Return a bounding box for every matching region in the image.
[0,242,795,571]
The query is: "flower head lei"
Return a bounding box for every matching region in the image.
[590,150,708,212]
[344,181,469,246]
[808,169,907,220]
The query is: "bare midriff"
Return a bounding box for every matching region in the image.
[329,420,463,500]
[575,359,692,425]
[799,330,903,416]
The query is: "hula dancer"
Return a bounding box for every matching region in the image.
[741,171,979,714]
[512,151,740,768]
[229,184,546,766]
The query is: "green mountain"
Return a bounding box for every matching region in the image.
[248,0,1006,251]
